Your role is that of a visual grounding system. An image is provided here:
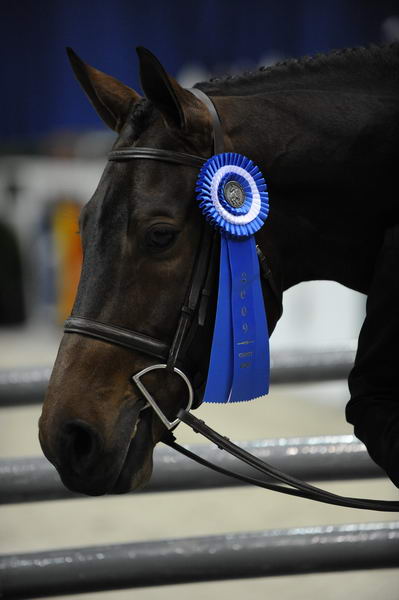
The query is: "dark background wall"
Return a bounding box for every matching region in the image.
[1,0,398,140]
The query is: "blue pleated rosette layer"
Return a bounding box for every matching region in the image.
[196,152,269,239]
[196,153,270,404]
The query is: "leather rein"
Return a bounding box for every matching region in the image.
[65,88,399,511]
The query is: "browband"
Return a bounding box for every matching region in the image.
[108,147,205,168]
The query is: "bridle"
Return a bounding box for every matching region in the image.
[65,87,282,419]
[64,88,399,511]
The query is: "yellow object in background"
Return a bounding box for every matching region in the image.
[52,199,82,323]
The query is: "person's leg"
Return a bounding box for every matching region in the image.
[347,224,399,488]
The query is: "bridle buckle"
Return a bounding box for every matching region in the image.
[132,364,194,430]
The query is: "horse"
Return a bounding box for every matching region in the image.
[39,43,399,496]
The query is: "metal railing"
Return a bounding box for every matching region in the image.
[1,345,398,598]
[0,434,384,504]
[0,342,357,407]
[2,522,399,599]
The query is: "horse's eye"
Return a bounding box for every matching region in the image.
[145,226,178,251]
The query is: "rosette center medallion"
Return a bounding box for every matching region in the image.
[224,181,245,208]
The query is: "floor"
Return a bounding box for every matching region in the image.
[0,324,398,599]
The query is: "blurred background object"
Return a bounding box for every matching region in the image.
[2,0,398,336]
[2,0,399,141]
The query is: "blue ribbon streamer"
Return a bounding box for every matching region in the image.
[196,152,270,404]
[203,235,269,403]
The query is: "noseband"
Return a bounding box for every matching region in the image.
[63,89,399,512]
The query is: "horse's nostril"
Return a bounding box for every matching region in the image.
[71,425,93,457]
[60,420,102,473]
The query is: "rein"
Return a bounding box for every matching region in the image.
[65,88,399,511]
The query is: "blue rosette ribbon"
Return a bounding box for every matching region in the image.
[196,152,270,403]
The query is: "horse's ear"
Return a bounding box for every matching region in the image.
[136,46,201,129]
[67,47,141,132]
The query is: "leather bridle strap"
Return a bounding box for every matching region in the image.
[163,409,399,512]
[63,87,398,511]
[64,222,216,371]
[64,85,281,391]
[189,88,225,154]
[166,225,215,370]
[64,316,169,361]
[84,86,225,372]
[163,88,223,369]
[65,85,281,382]
[109,147,205,168]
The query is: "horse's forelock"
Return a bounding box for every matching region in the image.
[128,98,156,141]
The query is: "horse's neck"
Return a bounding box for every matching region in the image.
[220,89,398,293]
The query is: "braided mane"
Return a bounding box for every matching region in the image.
[196,43,399,96]
[130,43,399,136]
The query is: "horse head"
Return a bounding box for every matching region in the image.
[39,48,282,496]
